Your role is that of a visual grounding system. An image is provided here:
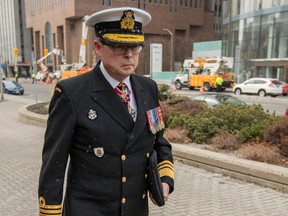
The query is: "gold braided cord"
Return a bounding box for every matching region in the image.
[39,197,61,209]
[103,33,144,43]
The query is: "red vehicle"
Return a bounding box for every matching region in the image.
[280,81,288,96]
[285,107,288,117]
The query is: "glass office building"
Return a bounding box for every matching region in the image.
[222,0,288,83]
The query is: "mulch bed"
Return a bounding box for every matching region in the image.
[27,102,49,115]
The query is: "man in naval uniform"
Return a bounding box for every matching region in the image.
[38,7,174,216]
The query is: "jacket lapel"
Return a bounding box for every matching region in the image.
[89,65,134,132]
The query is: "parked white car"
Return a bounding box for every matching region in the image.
[233,77,283,97]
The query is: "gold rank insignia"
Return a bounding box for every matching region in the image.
[120,10,135,30]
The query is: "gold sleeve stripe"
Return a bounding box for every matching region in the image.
[40,208,62,214]
[158,161,174,172]
[40,214,61,216]
[158,167,174,179]
[158,160,173,168]
[158,165,174,173]
[40,206,62,209]
[39,197,62,215]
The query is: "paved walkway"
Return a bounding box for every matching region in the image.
[1,94,288,216]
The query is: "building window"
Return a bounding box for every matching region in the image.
[175,0,178,12]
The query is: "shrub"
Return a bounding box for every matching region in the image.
[264,118,288,157]
[158,84,173,101]
[166,112,193,129]
[160,98,206,126]
[210,131,239,151]
[237,143,286,166]
[177,103,279,144]
[164,128,192,144]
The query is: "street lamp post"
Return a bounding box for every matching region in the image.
[0,54,4,101]
[163,28,173,71]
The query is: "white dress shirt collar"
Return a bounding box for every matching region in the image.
[100,61,132,90]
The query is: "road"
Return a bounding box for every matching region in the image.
[4,78,287,116]
[16,78,55,103]
[176,88,288,116]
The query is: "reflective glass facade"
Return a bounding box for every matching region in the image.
[222,0,288,83]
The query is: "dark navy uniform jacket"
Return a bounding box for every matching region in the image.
[38,62,174,216]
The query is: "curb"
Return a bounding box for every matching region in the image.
[18,105,288,193]
[18,104,47,128]
[173,144,288,193]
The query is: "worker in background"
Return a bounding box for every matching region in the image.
[15,72,19,83]
[31,73,35,84]
[216,73,224,93]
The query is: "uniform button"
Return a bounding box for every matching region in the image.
[142,193,146,199]
[122,177,127,183]
[144,173,148,179]
[122,197,126,204]
[121,155,126,161]
[146,153,150,158]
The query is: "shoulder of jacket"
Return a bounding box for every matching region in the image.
[133,74,157,86]
[55,71,93,94]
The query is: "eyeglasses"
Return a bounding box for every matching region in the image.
[102,41,143,55]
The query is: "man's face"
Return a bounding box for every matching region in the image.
[94,40,142,81]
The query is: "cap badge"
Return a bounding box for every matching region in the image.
[88,109,97,120]
[94,147,104,158]
[120,10,135,30]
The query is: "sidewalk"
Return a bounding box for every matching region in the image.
[1,94,288,216]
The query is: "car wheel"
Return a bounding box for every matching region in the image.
[283,93,287,96]
[175,81,182,90]
[203,82,210,91]
[234,88,241,95]
[258,89,266,97]
[189,86,195,90]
